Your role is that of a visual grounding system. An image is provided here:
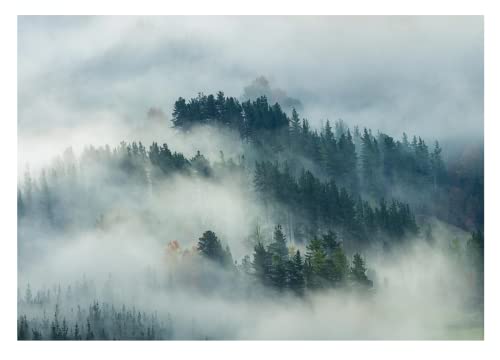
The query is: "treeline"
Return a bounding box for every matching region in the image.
[171,93,446,194]
[17,139,417,251]
[18,277,173,340]
[254,161,418,245]
[171,92,482,230]
[18,227,484,340]
[17,142,245,230]
[18,301,173,340]
[172,92,288,136]
[197,226,372,296]
[18,226,372,341]
[171,226,484,303]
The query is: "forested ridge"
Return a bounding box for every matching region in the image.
[172,92,483,230]
[18,91,484,340]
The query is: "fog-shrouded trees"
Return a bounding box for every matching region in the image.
[253,160,418,246]
[18,89,483,340]
[18,297,174,340]
[350,253,372,288]
[170,91,481,232]
[197,230,233,268]
[466,229,484,303]
[288,250,305,296]
[247,226,366,294]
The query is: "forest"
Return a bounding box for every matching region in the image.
[17,91,484,340]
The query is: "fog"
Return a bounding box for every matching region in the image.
[17,133,482,339]
[18,16,482,138]
[18,186,481,340]
[17,16,483,340]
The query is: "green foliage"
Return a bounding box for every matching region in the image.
[268,224,288,260]
[305,237,328,289]
[149,142,190,176]
[302,232,352,289]
[197,230,232,267]
[269,255,288,291]
[331,246,349,284]
[253,161,418,244]
[252,242,272,285]
[170,92,480,232]
[350,253,372,288]
[288,251,305,296]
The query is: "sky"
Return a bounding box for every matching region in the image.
[18,16,483,167]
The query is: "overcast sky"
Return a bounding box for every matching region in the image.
[18,16,483,147]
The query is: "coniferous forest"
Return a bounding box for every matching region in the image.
[17,16,484,341]
[18,91,484,340]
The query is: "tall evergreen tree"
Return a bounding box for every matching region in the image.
[252,242,271,286]
[305,237,328,289]
[197,230,226,265]
[268,224,288,260]
[288,250,305,296]
[269,255,288,291]
[350,253,371,287]
[290,108,302,145]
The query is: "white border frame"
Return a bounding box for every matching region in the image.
[2,2,499,359]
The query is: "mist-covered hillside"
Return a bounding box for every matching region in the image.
[18,89,484,340]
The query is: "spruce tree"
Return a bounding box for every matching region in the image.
[268,224,288,260]
[305,237,328,289]
[197,230,225,264]
[86,319,94,340]
[74,323,81,340]
[252,242,271,285]
[290,108,302,145]
[270,255,287,291]
[332,245,349,284]
[288,250,305,296]
[350,253,371,287]
[18,315,29,340]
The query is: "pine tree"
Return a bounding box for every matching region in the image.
[430,141,446,189]
[361,128,375,191]
[290,108,302,147]
[50,304,61,340]
[18,315,29,340]
[269,255,287,291]
[332,245,349,284]
[61,318,69,340]
[252,242,271,285]
[73,323,81,340]
[172,97,189,128]
[305,237,328,289]
[288,250,305,296]
[197,230,225,264]
[86,319,94,340]
[268,224,288,260]
[320,231,339,256]
[350,253,371,288]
